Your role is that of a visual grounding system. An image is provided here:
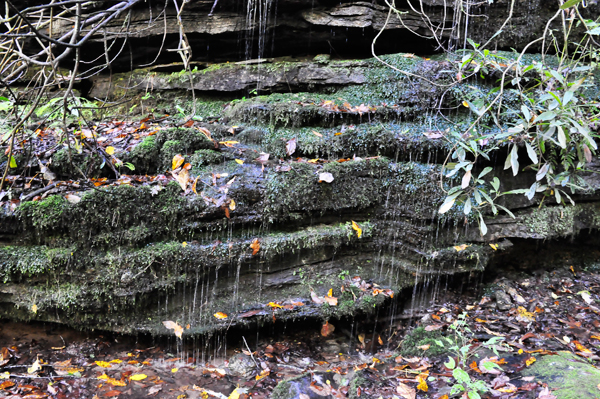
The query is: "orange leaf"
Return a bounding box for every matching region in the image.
[327,289,333,297]
[323,296,338,306]
[172,154,185,170]
[250,239,260,255]
[416,375,428,392]
[321,321,335,337]
[182,120,194,128]
[162,321,183,339]
[0,381,15,389]
[255,369,270,381]
[213,312,228,319]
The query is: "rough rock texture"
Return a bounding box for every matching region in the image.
[2,51,600,335]
[18,0,600,71]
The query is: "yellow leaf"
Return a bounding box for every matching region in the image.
[255,370,270,381]
[219,141,239,147]
[489,243,498,250]
[328,288,333,297]
[235,159,244,164]
[518,349,523,354]
[175,168,189,191]
[130,374,147,381]
[162,321,184,339]
[267,302,282,309]
[416,375,428,392]
[31,304,37,314]
[106,146,115,155]
[462,101,469,108]
[229,199,236,211]
[28,359,42,374]
[95,361,112,368]
[97,373,109,380]
[228,388,241,399]
[214,312,228,319]
[182,242,188,247]
[454,244,470,252]
[109,359,122,364]
[351,221,362,238]
[525,356,536,366]
[171,368,179,373]
[172,154,185,170]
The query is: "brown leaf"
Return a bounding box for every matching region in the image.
[396,382,416,399]
[584,144,592,163]
[182,120,194,128]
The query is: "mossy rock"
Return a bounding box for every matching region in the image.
[523,351,600,399]
[400,326,452,357]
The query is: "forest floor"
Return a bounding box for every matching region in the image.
[0,262,599,399]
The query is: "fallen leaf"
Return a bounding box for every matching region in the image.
[172,154,185,170]
[267,302,282,309]
[538,387,557,399]
[174,168,189,191]
[95,361,112,368]
[250,238,260,255]
[106,146,115,155]
[525,356,536,366]
[255,369,270,381]
[229,199,236,211]
[579,291,593,304]
[213,312,228,319]
[396,382,416,399]
[323,296,338,306]
[318,172,334,183]
[286,138,297,156]
[219,141,239,147]
[31,304,37,314]
[311,291,325,304]
[162,321,184,339]
[235,159,244,164]
[351,220,362,238]
[311,130,323,137]
[321,321,335,337]
[454,244,470,252]
[129,374,147,381]
[490,243,498,250]
[417,344,431,351]
[416,375,428,392]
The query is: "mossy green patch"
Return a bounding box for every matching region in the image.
[400,326,452,357]
[524,351,600,399]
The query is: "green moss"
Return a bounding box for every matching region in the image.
[123,135,160,174]
[524,351,600,399]
[400,327,452,357]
